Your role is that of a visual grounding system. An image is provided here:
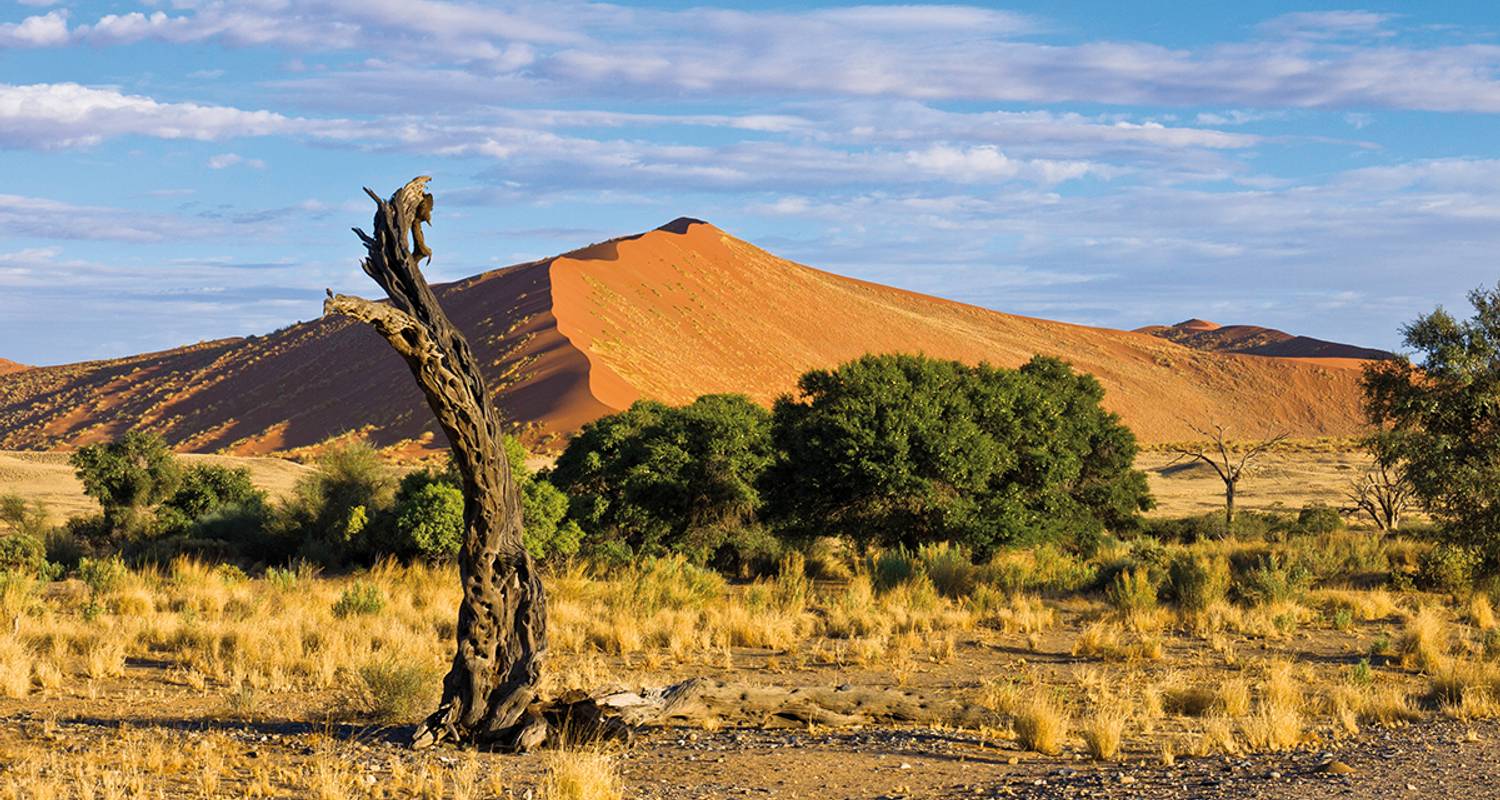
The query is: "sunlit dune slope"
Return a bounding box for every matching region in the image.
[0,220,1372,453]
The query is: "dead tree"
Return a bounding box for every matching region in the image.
[324,177,546,751]
[1170,425,1288,535]
[1346,435,1414,532]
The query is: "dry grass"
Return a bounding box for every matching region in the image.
[540,748,624,800]
[1080,699,1129,761]
[1012,694,1070,756]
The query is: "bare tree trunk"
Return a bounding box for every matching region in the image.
[1224,479,1236,534]
[324,177,547,752]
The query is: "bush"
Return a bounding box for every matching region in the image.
[157,465,265,535]
[767,354,1152,556]
[1167,553,1231,611]
[1235,554,1311,605]
[1418,544,1483,594]
[918,542,977,599]
[279,440,395,563]
[1296,502,1344,535]
[980,544,1098,594]
[0,495,49,540]
[355,658,436,722]
[78,555,127,596]
[0,534,48,577]
[390,482,465,560]
[332,581,386,618]
[1106,567,1158,615]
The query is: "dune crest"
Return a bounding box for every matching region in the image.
[0,221,1374,453]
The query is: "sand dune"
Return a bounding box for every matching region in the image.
[0,220,1374,454]
[1136,318,1393,361]
[0,359,26,375]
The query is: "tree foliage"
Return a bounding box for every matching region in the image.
[767,354,1152,555]
[70,431,182,536]
[549,394,774,561]
[156,464,266,535]
[1363,282,1500,551]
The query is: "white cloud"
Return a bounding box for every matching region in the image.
[0,10,68,47]
[207,153,266,169]
[0,83,295,148]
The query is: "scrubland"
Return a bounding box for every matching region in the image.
[0,522,1494,798]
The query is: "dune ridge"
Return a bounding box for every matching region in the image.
[0,220,1374,453]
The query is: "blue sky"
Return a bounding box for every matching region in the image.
[4,2,1500,364]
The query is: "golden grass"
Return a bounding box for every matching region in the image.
[540,749,624,800]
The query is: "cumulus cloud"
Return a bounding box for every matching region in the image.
[0,9,67,47]
[0,83,297,148]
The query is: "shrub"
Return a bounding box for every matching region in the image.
[156,464,264,536]
[391,482,465,561]
[918,542,977,598]
[1167,553,1231,611]
[355,658,436,722]
[332,581,386,618]
[871,549,920,592]
[77,555,127,596]
[0,495,49,539]
[0,534,47,577]
[279,440,395,561]
[1107,567,1158,616]
[1418,544,1482,595]
[1235,554,1311,606]
[1296,502,1344,535]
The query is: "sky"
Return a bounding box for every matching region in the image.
[4,2,1500,365]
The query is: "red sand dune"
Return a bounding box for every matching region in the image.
[0,220,1376,454]
[0,359,25,376]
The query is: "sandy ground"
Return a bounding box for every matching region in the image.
[1137,449,1370,519]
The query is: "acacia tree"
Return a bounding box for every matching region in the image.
[323,177,545,751]
[1363,282,1500,551]
[1169,425,1287,534]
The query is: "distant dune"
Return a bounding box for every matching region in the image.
[0,359,26,375]
[1136,318,1393,361]
[0,220,1377,453]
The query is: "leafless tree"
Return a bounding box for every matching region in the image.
[1170,424,1288,535]
[1346,438,1414,532]
[325,177,545,751]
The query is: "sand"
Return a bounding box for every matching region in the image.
[0,219,1375,454]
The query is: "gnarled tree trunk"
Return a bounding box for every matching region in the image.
[324,177,547,751]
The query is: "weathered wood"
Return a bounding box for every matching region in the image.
[324,177,546,751]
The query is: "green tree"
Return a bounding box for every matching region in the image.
[69,431,181,536]
[1363,283,1500,553]
[767,354,1151,555]
[383,438,582,561]
[279,439,395,561]
[550,394,774,561]
[393,482,466,560]
[156,464,266,535]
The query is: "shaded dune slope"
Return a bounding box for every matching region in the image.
[0,221,1371,453]
[1137,319,1393,361]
